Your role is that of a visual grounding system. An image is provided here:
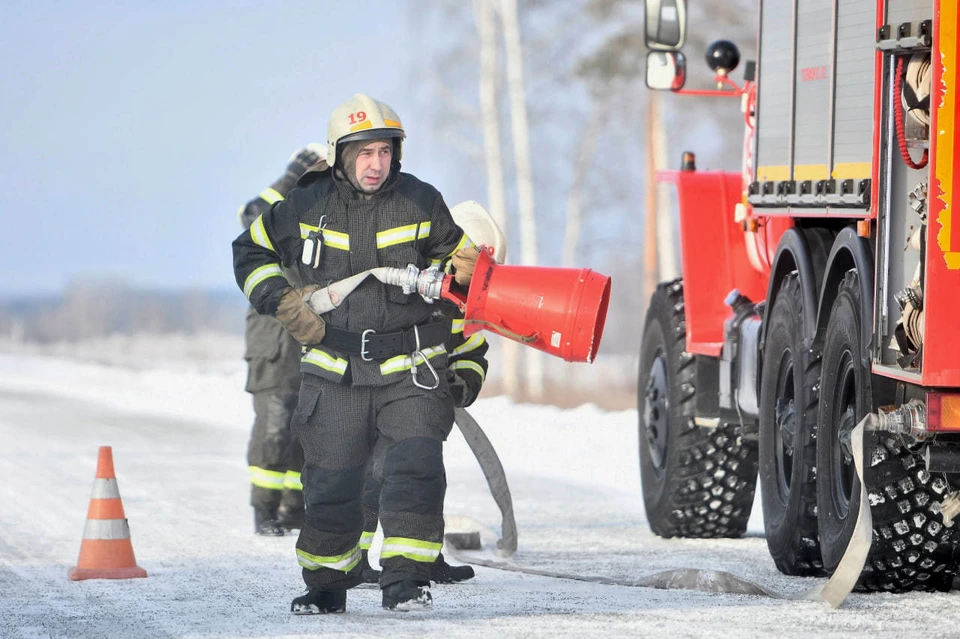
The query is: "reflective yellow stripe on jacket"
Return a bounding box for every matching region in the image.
[376,222,431,248]
[445,233,473,259]
[379,345,446,376]
[450,359,486,381]
[302,348,349,376]
[259,187,284,204]
[299,223,350,250]
[452,333,484,356]
[250,215,275,251]
[243,263,285,300]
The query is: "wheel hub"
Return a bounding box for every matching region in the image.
[838,406,856,464]
[833,396,857,510]
[826,351,860,518]
[644,355,669,471]
[776,398,797,456]
[773,354,797,498]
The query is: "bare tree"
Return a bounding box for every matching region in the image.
[472,0,522,397]
[499,0,544,400]
[562,91,610,268]
[406,0,760,406]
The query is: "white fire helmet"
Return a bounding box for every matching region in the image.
[450,200,507,264]
[326,93,405,167]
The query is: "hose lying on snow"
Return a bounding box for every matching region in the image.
[445,418,876,609]
[324,267,875,608]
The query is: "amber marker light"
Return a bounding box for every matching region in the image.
[926,393,960,432]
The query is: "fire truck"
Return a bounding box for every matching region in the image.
[638,0,960,592]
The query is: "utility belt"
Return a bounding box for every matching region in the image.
[321,319,450,362]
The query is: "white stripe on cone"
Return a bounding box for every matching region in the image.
[82,519,131,540]
[90,478,121,499]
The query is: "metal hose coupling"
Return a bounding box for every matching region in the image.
[382,264,445,303]
[873,399,927,437]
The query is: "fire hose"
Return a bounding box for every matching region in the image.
[445,419,884,609]
[302,265,448,315]
[306,266,925,609]
[307,266,871,607]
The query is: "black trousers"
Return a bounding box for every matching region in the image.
[292,366,455,589]
[244,307,304,512]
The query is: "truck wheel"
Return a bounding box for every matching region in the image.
[817,270,957,591]
[816,270,870,573]
[758,274,824,575]
[638,279,758,538]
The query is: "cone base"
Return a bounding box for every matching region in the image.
[68,565,147,581]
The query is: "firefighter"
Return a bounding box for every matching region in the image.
[356,309,485,586]
[357,200,502,585]
[237,145,325,536]
[233,93,481,614]
[242,148,480,580]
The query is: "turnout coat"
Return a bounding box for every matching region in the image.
[233,168,471,386]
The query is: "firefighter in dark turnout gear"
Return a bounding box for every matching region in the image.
[238,145,325,536]
[357,311,485,585]
[357,200,501,586]
[233,94,481,614]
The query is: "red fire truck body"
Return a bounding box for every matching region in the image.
[639,0,960,591]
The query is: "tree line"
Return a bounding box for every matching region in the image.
[0,281,247,343]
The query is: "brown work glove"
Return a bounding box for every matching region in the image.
[452,245,481,286]
[274,286,326,345]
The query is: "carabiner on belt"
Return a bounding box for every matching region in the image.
[409,324,440,390]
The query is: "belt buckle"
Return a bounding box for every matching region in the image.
[360,329,376,362]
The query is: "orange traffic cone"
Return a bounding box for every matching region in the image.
[68,446,147,580]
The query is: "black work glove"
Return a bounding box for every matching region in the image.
[284,144,325,182]
[446,370,476,408]
[271,145,327,195]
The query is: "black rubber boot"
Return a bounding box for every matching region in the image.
[361,549,381,585]
[254,507,285,536]
[278,488,304,531]
[290,589,346,615]
[276,505,304,531]
[431,553,475,584]
[382,580,432,611]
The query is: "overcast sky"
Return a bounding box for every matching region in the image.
[0,1,462,297]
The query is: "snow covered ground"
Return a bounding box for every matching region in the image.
[2,340,960,638]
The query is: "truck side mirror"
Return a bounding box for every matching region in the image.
[645,0,686,51]
[646,51,687,91]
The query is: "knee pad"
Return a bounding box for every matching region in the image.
[301,464,365,534]
[381,437,445,515]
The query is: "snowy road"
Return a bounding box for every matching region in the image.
[2,352,960,637]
